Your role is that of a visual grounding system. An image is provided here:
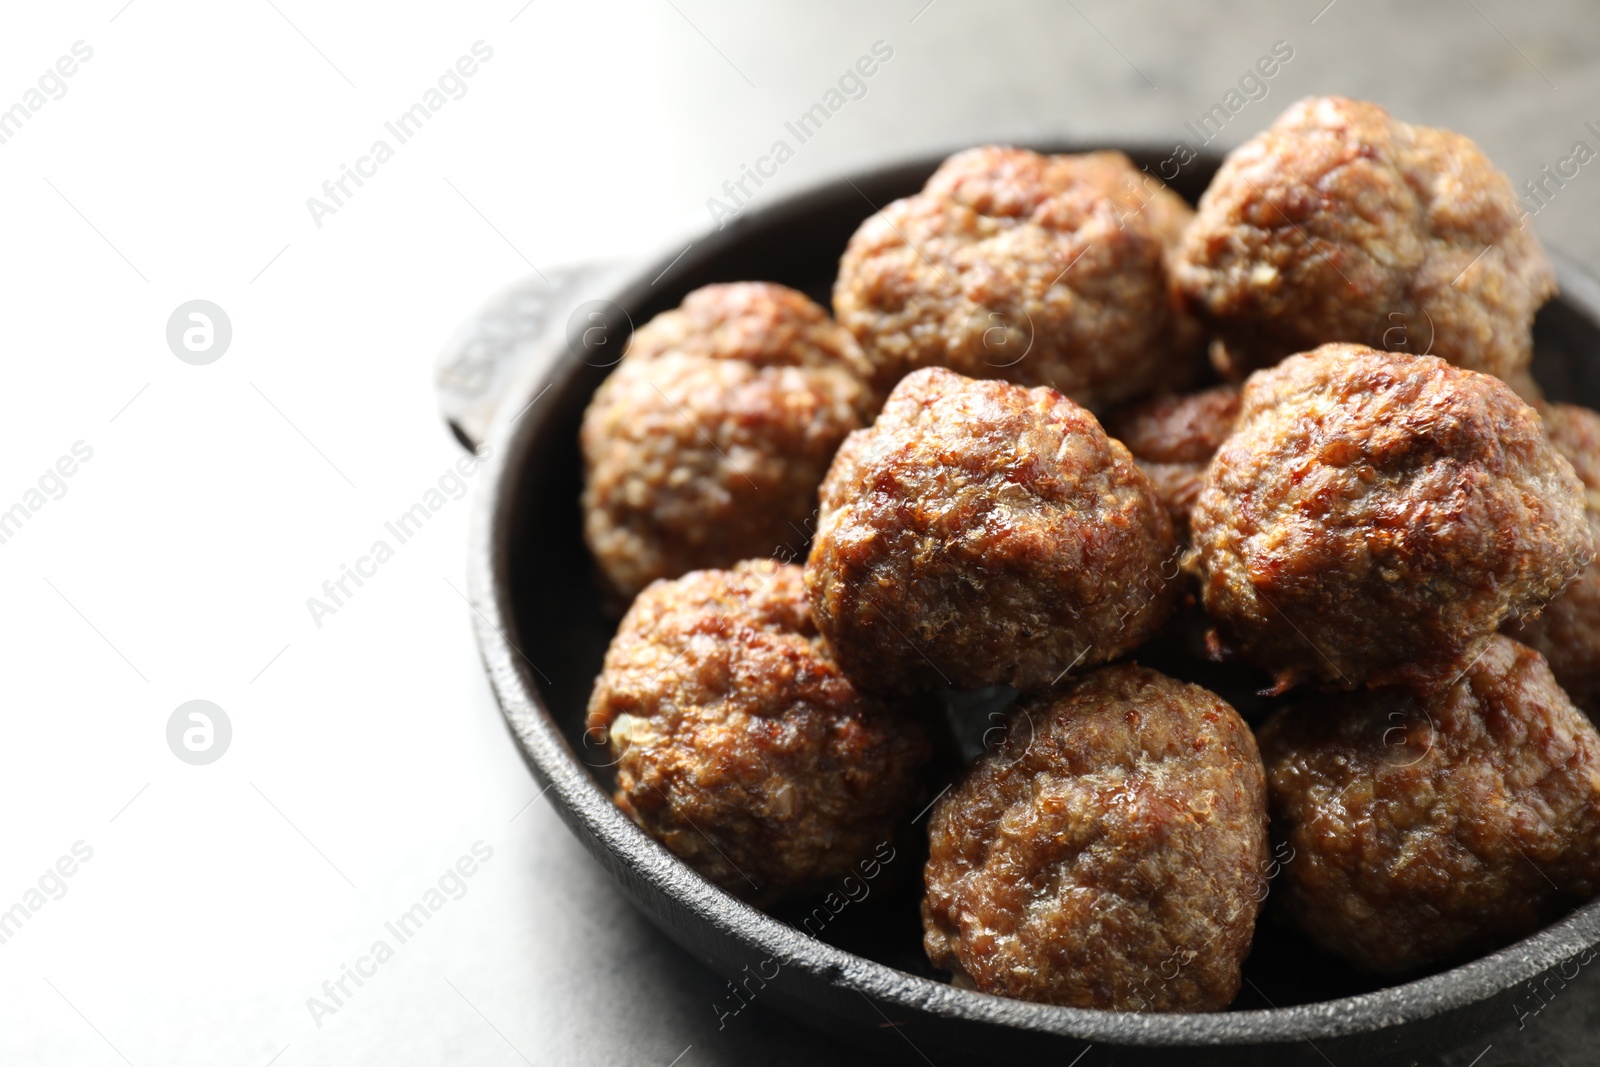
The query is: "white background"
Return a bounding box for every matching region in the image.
[1,2,1596,1065]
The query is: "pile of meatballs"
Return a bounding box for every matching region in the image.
[577,96,1600,1013]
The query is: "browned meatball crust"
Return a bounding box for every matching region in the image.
[586,561,932,905]
[581,283,876,602]
[1106,384,1242,538]
[1505,402,1600,712]
[834,147,1203,406]
[1175,96,1556,388]
[805,367,1178,695]
[922,665,1269,1011]
[1259,636,1600,975]
[1190,344,1592,692]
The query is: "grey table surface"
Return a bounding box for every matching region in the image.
[4,2,1599,1065]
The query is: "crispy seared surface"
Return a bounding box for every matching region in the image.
[922,665,1269,1011]
[1190,344,1591,691]
[586,561,932,906]
[834,147,1204,407]
[582,283,876,602]
[1259,636,1600,974]
[1506,402,1600,713]
[806,366,1177,694]
[1175,96,1556,389]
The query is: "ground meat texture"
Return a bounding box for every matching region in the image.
[1190,344,1592,692]
[586,561,932,906]
[1504,403,1600,713]
[1106,384,1242,538]
[1175,96,1556,390]
[581,282,877,603]
[805,366,1177,695]
[922,665,1269,1011]
[1258,636,1600,975]
[833,147,1204,407]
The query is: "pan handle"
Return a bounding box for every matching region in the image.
[433,260,630,451]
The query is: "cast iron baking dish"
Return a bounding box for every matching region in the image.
[459,144,1600,1065]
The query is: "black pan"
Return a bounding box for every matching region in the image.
[451,144,1600,1065]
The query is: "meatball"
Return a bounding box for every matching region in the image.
[922,665,1269,1011]
[834,147,1203,407]
[581,282,876,602]
[805,366,1178,695]
[1190,344,1592,692]
[586,560,932,906]
[1106,383,1242,538]
[1175,96,1556,389]
[1258,636,1600,975]
[1505,402,1600,713]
